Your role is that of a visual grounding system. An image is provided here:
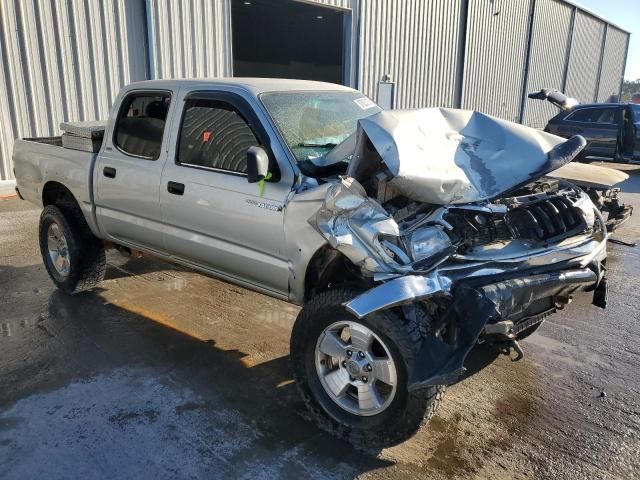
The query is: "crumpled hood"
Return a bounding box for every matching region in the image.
[347,108,584,205]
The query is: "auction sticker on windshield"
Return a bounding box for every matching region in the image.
[354,97,377,110]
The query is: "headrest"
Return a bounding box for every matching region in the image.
[146,100,168,120]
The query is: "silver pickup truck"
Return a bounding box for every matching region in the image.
[14,78,613,447]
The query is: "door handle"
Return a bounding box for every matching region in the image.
[103,166,116,178]
[167,181,185,195]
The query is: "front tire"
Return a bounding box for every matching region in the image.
[39,204,106,294]
[290,289,445,448]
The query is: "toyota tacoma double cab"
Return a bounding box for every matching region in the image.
[14,79,612,447]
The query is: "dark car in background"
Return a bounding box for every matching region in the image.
[529,89,640,162]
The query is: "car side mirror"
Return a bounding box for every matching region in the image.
[246,146,269,183]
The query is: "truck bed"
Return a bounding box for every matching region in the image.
[23,136,63,147]
[12,138,98,227]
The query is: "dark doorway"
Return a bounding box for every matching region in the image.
[231,0,346,84]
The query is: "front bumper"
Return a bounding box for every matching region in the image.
[345,235,607,319]
[344,236,607,389]
[408,267,598,389]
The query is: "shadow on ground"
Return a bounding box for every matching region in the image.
[0,263,396,478]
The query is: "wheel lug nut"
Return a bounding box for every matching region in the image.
[362,376,368,383]
[366,364,372,372]
[358,351,365,358]
[341,360,347,368]
[346,350,352,357]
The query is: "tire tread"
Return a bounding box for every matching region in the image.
[290,289,445,450]
[39,203,105,294]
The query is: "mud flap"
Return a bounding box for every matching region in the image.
[408,285,498,390]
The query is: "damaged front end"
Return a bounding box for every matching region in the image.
[310,108,609,389]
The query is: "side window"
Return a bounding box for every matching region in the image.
[566,107,617,124]
[566,108,597,123]
[114,92,171,159]
[177,100,260,174]
[594,108,617,124]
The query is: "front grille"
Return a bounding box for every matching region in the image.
[504,197,585,242]
[449,213,512,247]
[449,192,588,250]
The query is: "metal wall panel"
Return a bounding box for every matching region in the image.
[0,0,631,181]
[462,0,533,123]
[522,0,573,128]
[357,0,463,108]
[597,26,629,102]
[306,0,353,9]
[564,11,605,103]
[147,0,233,79]
[0,0,147,180]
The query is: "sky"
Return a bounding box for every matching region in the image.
[572,0,639,80]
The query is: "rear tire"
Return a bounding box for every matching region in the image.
[39,204,106,294]
[290,289,445,449]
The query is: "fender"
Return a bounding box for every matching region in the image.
[344,272,451,319]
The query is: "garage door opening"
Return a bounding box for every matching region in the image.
[231,0,346,85]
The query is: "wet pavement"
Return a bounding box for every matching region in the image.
[1,163,639,479]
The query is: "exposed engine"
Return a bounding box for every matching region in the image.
[315,173,602,276]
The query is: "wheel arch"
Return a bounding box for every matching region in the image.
[42,181,79,208]
[303,245,370,302]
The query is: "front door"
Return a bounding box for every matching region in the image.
[94,89,174,251]
[159,90,292,297]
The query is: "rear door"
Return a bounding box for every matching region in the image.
[94,89,175,251]
[159,89,294,297]
[563,106,620,159]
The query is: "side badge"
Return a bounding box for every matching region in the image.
[246,199,283,212]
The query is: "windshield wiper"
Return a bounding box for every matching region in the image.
[296,142,338,149]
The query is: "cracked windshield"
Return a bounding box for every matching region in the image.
[261,91,381,176]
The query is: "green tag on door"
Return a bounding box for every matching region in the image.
[258,172,272,197]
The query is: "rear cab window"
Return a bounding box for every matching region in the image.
[114,92,171,159]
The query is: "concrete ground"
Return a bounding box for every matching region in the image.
[1,164,639,479]
[0,180,16,198]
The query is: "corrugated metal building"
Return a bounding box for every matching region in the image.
[0,0,630,180]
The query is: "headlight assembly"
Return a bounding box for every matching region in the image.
[409,226,452,263]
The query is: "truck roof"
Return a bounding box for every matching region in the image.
[127,78,356,95]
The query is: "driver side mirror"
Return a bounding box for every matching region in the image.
[246,146,269,183]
